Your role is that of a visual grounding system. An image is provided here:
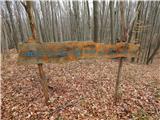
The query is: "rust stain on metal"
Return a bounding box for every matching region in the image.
[17,40,139,64]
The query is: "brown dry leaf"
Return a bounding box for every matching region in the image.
[1,49,160,120]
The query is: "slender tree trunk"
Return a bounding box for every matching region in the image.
[100,1,105,42]
[109,1,114,44]
[87,1,91,41]
[128,1,142,43]
[93,1,99,43]
[114,57,123,104]
[120,1,127,41]
[51,1,56,42]
[146,40,160,64]
[115,2,120,40]
[24,1,49,105]
[114,1,127,104]
[5,1,19,50]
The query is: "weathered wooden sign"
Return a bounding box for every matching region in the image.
[19,1,140,105]
[18,41,139,64]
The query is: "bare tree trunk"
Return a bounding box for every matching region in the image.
[87,1,91,41]
[114,1,127,104]
[100,1,105,42]
[58,1,63,42]
[15,2,25,42]
[51,1,56,42]
[115,2,120,40]
[109,1,114,44]
[24,1,49,105]
[73,1,80,41]
[93,1,99,43]
[5,1,19,50]
[25,1,38,41]
[120,1,127,41]
[128,1,142,43]
[32,2,43,42]
[145,2,160,64]
[146,39,160,64]
[114,57,123,104]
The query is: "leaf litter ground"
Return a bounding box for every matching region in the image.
[1,50,160,120]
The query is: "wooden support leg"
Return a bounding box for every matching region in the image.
[114,57,123,104]
[38,63,49,105]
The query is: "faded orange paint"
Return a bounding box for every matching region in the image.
[43,56,49,62]
[17,40,139,64]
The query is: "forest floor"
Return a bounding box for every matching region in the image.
[1,50,160,120]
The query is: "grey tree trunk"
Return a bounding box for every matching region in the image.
[5,1,19,50]
[93,1,99,43]
[109,1,114,44]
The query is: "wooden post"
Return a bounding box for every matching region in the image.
[38,64,49,105]
[113,1,127,104]
[23,1,50,105]
[114,57,123,104]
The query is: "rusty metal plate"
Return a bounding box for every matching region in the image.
[17,41,139,64]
